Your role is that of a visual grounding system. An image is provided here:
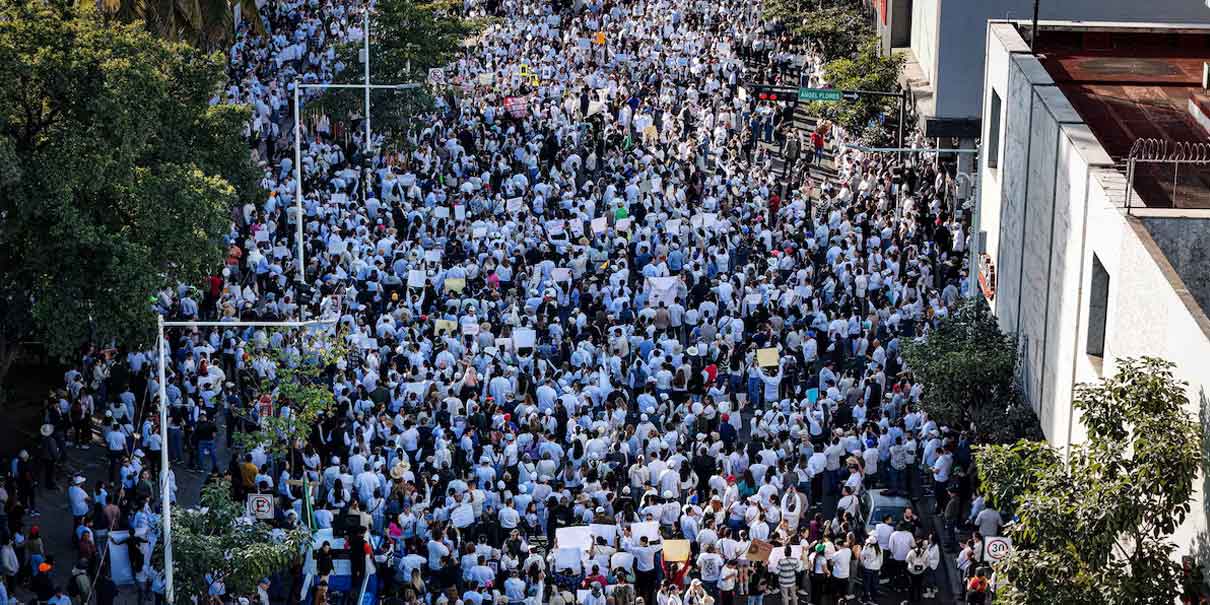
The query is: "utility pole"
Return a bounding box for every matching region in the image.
[1030,0,1041,51]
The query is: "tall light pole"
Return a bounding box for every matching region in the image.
[1030,0,1041,51]
[363,7,372,150]
[294,82,305,286]
[290,81,421,288]
[157,318,336,604]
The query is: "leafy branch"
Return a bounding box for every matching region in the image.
[233,328,348,458]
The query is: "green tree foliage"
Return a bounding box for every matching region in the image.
[806,36,904,145]
[900,299,1022,432]
[763,0,871,59]
[0,0,257,388]
[316,0,480,142]
[233,330,346,458]
[977,357,1200,605]
[97,0,265,50]
[155,479,309,605]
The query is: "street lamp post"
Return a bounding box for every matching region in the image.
[290,81,421,288]
[157,318,336,604]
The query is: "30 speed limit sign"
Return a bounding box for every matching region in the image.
[247,493,274,520]
[986,536,1013,561]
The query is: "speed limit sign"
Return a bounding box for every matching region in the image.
[246,493,274,520]
[986,536,1013,561]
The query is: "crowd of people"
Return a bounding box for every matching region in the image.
[4,0,995,604]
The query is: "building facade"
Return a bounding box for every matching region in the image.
[867,0,1210,141]
[974,19,1210,569]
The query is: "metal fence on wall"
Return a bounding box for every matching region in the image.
[1124,138,1210,213]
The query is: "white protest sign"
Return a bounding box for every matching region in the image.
[556,526,594,551]
[109,530,157,586]
[610,552,635,573]
[691,213,719,230]
[647,276,679,307]
[408,270,426,288]
[555,547,583,574]
[514,327,536,350]
[454,205,466,220]
[630,521,660,543]
[616,217,632,232]
[591,217,608,234]
[552,268,572,282]
[590,523,618,545]
[507,197,524,213]
[434,206,450,219]
[424,249,442,263]
[404,381,431,398]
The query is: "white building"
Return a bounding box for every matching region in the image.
[974,20,1210,563]
[866,0,1209,146]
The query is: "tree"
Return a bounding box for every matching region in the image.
[96,0,265,51]
[763,0,871,59]
[976,357,1200,605]
[793,4,871,59]
[805,36,904,145]
[154,479,310,605]
[315,0,480,142]
[0,0,257,389]
[233,330,346,459]
[900,298,1018,430]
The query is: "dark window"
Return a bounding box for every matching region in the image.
[987,90,1002,169]
[1086,254,1109,358]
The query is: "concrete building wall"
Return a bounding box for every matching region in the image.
[977,20,1210,571]
[907,2,1210,123]
[909,0,938,89]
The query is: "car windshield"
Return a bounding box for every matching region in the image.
[871,506,907,526]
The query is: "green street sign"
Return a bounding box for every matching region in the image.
[798,88,843,102]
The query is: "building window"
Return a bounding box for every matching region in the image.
[1087,254,1109,359]
[987,90,1002,169]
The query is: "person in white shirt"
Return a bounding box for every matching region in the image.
[623,531,663,604]
[888,524,916,590]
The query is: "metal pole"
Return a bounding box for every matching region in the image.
[841,144,978,154]
[897,92,906,165]
[1031,0,1040,51]
[294,82,305,286]
[363,8,371,155]
[158,315,174,604]
[162,320,335,328]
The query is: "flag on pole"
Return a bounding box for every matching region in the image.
[302,474,315,532]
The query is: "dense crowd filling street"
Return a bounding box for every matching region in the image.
[6,0,995,604]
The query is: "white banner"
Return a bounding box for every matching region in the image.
[647,276,679,308]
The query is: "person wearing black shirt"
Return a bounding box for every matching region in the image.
[194,413,219,475]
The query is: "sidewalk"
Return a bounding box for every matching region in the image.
[20,421,231,605]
